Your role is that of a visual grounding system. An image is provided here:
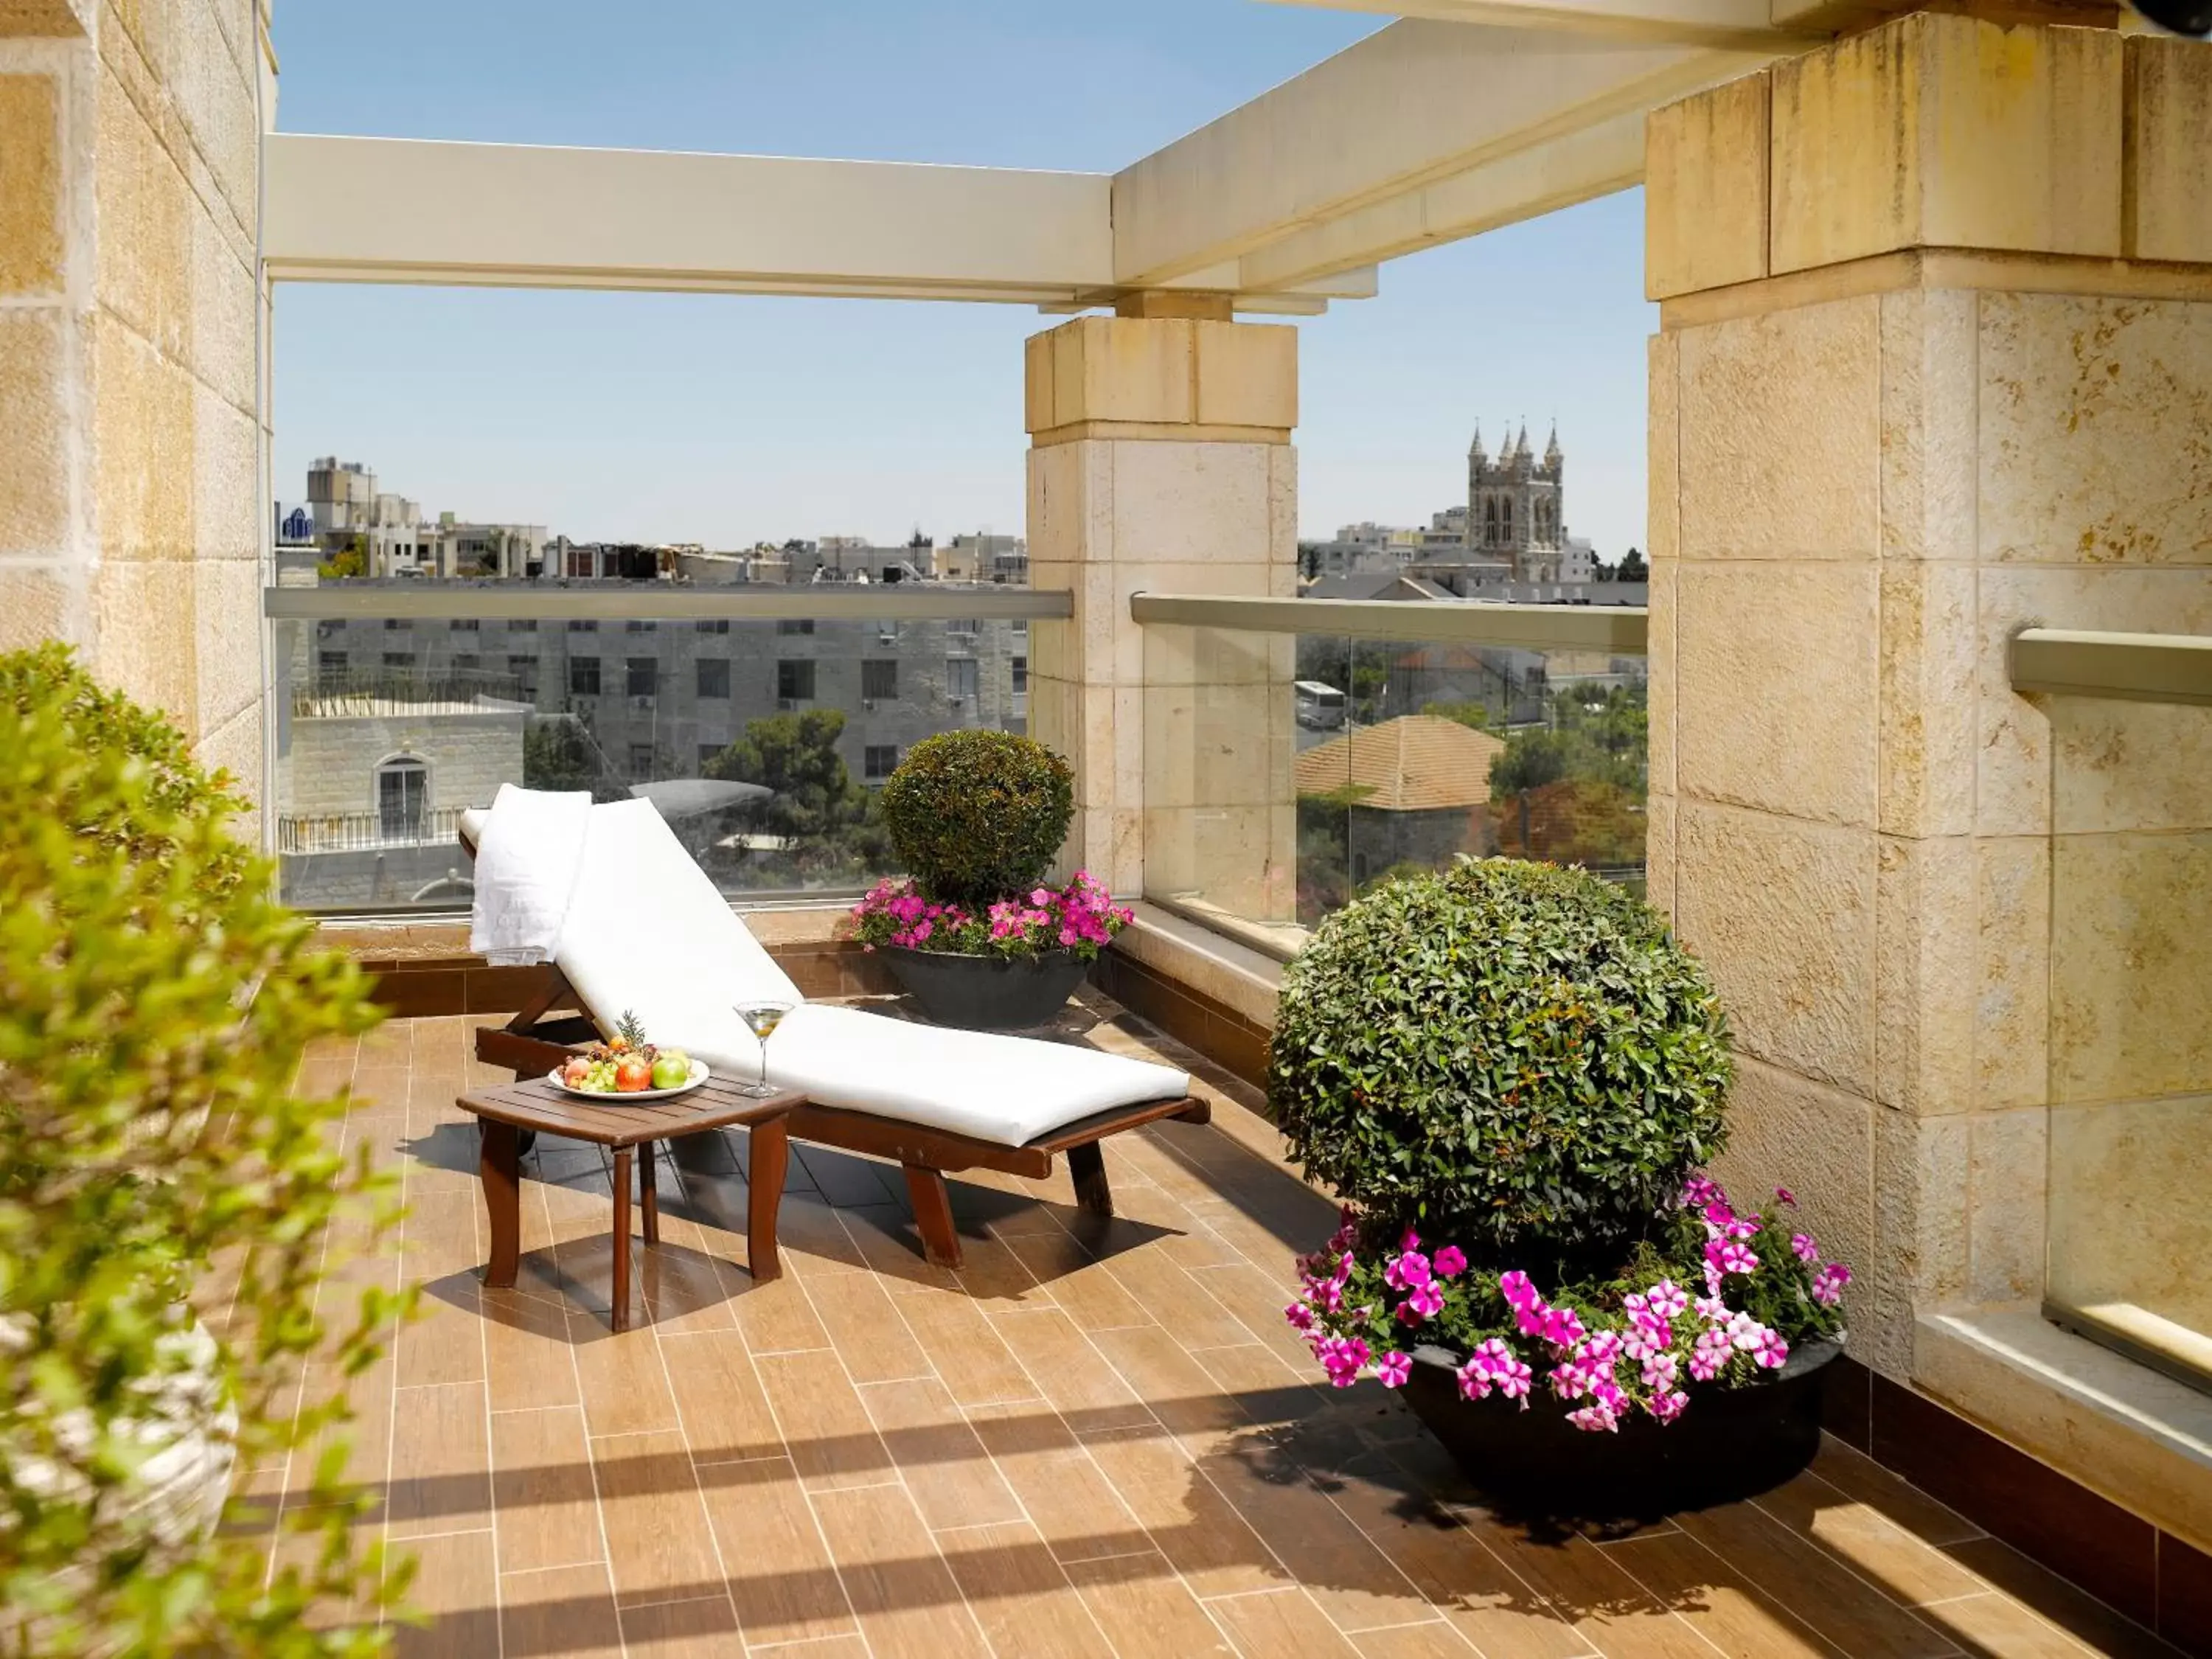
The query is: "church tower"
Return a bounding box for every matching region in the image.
[1467,419,1566,581]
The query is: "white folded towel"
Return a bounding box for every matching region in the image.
[469,784,592,966]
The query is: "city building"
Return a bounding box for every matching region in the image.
[1468,422,1568,580]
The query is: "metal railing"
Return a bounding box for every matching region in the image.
[276,806,469,855]
[291,668,527,716]
[266,580,1071,625]
[1128,592,1649,652]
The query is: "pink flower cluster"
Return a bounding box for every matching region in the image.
[849,870,1133,963]
[1284,1174,1851,1433]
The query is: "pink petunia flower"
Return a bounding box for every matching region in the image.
[1498,1270,1537,1310]
[1775,1186,1798,1207]
[1456,1357,1493,1401]
[1565,1400,1620,1433]
[1646,1388,1691,1424]
[1706,1238,1760,1278]
[1382,1251,1431,1293]
[1752,1329,1790,1370]
[1399,1280,1444,1321]
[1792,1232,1820,1263]
[1812,1262,1852,1307]
[1641,1351,1680,1390]
[1646,1279,1689,1321]
[1433,1245,1467,1278]
[1375,1350,1413,1389]
[1284,1302,1315,1332]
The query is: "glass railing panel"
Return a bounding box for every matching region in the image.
[2045,694,2212,1388]
[270,596,1034,912]
[1141,623,1649,954]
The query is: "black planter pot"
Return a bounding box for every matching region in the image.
[878,944,1093,1031]
[1399,1338,1843,1519]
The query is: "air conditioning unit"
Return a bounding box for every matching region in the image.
[776,697,799,712]
[861,699,879,712]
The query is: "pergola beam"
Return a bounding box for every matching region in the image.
[1262,0,1823,50]
[1110,19,1783,291]
[262,133,1361,312]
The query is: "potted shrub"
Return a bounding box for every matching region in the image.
[1,645,406,1654]
[852,730,1130,1030]
[1271,858,1851,1516]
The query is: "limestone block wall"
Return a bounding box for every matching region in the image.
[1024,316,1299,898]
[1644,18,2212,1388]
[279,712,527,818]
[0,0,268,811]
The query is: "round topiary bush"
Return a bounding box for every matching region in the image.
[880,729,1074,906]
[1270,858,1731,1268]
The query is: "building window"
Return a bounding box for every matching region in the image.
[628,744,655,780]
[1484,498,1498,543]
[777,619,815,636]
[697,658,730,698]
[319,650,348,678]
[376,759,427,840]
[864,745,899,782]
[568,619,597,633]
[947,658,978,700]
[450,619,479,632]
[508,655,539,698]
[570,657,601,696]
[511,619,538,633]
[862,660,897,701]
[454,653,481,673]
[381,651,414,670]
[1501,498,1514,539]
[627,657,658,698]
[627,619,655,633]
[695,619,729,634]
[1012,656,1028,695]
[698,742,725,770]
[777,660,815,702]
[384,618,408,631]
[948,619,980,639]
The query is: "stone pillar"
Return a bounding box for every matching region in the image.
[1023,314,1299,902]
[1646,17,2212,1403]
[0,0,268,800]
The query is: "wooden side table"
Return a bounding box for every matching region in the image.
[456,1074,804,1333]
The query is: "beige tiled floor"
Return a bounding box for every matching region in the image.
[249,1001,2183,1659]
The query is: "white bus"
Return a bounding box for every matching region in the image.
[1295,681,1348,730]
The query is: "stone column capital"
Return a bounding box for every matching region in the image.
[1023,315,1297,448]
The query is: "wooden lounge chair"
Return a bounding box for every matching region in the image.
[461,800,1208,1269]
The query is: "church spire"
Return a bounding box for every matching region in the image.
[1515,422,1531,459]
[1544,421,1562,465]
[1468,421,1486,465]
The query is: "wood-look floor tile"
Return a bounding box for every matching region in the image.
[1915,1591,2104,1658]
[1451,1510,1721,1659]
[744,1636,869,1657]
[1191,1431,1439,1637]
[1811,1438,1984,1548]
[1938,1536,2177,1659]
[1088,1324,1249,1439]
[948,1234,1050,1304]
[489,1405,603,1574]
[696,1455,860,1647]
[807,1482,993,1658]
[499,1562,625,1659]
[388,1526,499,1659]
[1751,1470,1989,1606]
[1205,1587,1363,1658]
[1189,1340,1322,1426]
[1062,1551,1241,1658]
[838,1203,964,1293]
[386,1380,492,1538]
[588,1428,726,1608]
[804,1267,934,1384]
[857,1377,1023,1532]
[634,1216,742,1334]
[1349,1619,1485,1658]
[1603,1528,1849,1658]
[568,1315,681,1438]
[617,1593,743,1657]
[773,1193,872,1274]
[962,1400,1152,1565]
[394,1282,486,1389]
[1080,1427,1283,1599]
[990,1307,1153,1429]
[661,1328,782,1465]
[1102,1248,1259,1350]
[939,1519,1115,1658]
[755,1350,894,1491]
[894,1287,1040,1408]
[1672,1501,1955,1658]
[729,1270,837,1356]
[480,1287,580,1412]
[1015,1234,1153,1332]
[1187,1259,1332,1368]
[1318,1457,1590,1659]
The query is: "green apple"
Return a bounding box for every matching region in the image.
[650,1054,690,1090]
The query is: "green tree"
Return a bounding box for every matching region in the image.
[315,534,367,580]
[523,716,628,802]
[1421,698,1498,734]
[1617,546,1648,582]
[703,709,892,883]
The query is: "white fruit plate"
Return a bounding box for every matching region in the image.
[545,1060,710,1102]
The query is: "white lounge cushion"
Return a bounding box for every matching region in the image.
[462,799,1190,1147]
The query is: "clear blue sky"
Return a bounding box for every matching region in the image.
[271,1,1655,557]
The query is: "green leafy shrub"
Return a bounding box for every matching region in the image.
[877,729,1074,906]
[0,644,406,1656]
[1269,858,1731,1269]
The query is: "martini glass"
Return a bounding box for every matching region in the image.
[734,999,795,1097]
